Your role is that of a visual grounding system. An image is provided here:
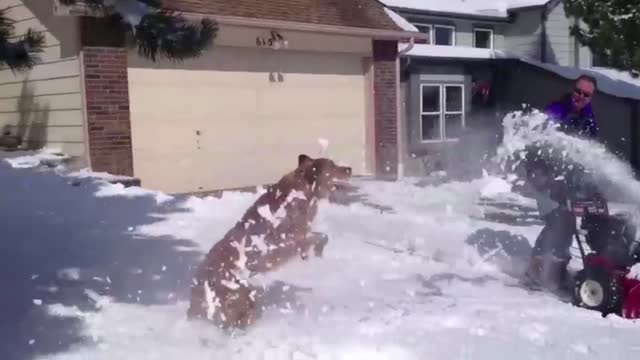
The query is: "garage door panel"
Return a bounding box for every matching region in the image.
[129,47,369,194]
[130,85,259,118]
[257,89,363,117]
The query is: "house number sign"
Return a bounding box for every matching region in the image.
[256,30,286,48]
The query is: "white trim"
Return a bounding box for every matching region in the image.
[443,84,465,140]
[433,25,456,46]
[78,50,92,170]
[473,28,494,49]
[419,83,465,143]
[419,84,442,142]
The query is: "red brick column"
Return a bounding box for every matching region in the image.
[82,47,134,177]
[372,40,399,179]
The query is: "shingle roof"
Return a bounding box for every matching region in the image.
[169,0,403,31]
[378,0,552,19]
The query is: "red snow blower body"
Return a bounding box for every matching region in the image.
[570,198,640,319]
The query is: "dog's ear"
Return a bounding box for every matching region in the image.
[298,154,313,167]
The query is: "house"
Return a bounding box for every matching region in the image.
[0,0,425,194]
[381,0,640,179]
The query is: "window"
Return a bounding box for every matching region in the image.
[414,23,432,44]
[473,28,493,49]
[591,52,612,68]
[434,25,455,46]
[420,84,465,142]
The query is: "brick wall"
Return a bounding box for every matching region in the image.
[372,40,399,178]
[82,47,134,177]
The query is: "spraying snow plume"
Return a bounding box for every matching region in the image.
[318,138,329,155]
[492,109,640,204]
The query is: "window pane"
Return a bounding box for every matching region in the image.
[421,114,441,140]
[434,27,453,45]
[474,30,491,48]
[444,114,464,139]
[421,85,440,113]
[445,86,463,112]
[592,52,611,67]
[415,25,431,44]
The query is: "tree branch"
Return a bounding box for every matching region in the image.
[0,9,44,72]
[58,0,217,62]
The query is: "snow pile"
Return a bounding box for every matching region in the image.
[3,148,70,169]
[480,175,513,198]
[401,43,516,59]
[67,168,136,182]
[93,182,173,204]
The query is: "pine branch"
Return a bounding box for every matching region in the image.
[125,9,218,62]
[564,0,640,75]
[0,9,45,72]
[58,0,218,62]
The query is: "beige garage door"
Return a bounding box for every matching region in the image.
[128,46,370,194]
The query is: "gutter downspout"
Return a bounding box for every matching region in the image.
[573,16,580,67]
[540,9,548,63]
[396,37,415,179]
[630,99,639,176]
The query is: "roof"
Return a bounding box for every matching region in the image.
[170,0,403,32]
[521,60,640,101]
[379,0,551,19]
[384,7,419,32]
[401,43,640,101]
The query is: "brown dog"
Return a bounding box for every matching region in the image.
[187,154,352,329]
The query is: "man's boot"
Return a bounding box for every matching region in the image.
[542,256,573,299]
[522,255,544,289]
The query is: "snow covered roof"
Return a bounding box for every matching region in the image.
[401,43,640,101]
[522,59,640,101]
[379,0,551,19]
[384,7,419,32]
[401,43,517,59]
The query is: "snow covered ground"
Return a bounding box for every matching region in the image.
[3,111,640,360]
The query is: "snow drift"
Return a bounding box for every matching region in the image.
[2,109,640,360]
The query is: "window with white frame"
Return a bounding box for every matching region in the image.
[473,28,493,49]
[414,23,432,44]
[420,84,465,142]
[434,25,455,46]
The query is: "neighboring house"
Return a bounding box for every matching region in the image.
[381,0,640,179]
[0,0,424,194]
[0,0,84,157]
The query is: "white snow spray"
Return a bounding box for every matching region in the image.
[318,138,329,155]
[492,109,640,206]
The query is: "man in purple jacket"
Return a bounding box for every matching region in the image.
[523,75,599,293]
[544,75,598,138]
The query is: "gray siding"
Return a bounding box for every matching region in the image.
[545,2,572,66]
[0,0,85,156]
[576,19,593,67]
[504,8,544,61]
[400,13,506,50]
[543,2,593,67]
[402,65,476,176]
